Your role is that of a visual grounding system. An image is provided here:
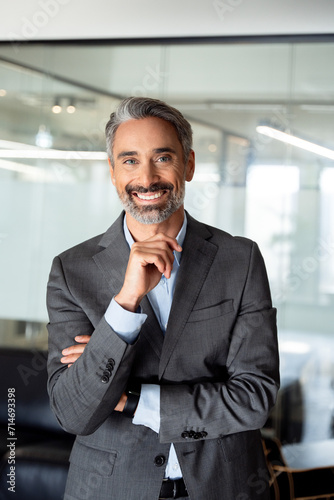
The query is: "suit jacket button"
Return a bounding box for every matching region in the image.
[188,430,195,438]
[194,432,201,440]
[106,363,114,371]
[181,431,190,439]
[107,358,115,365]
[154,455,166,467]
[103,369,112,376]
[201,431,208,438]
[101,374,109,383]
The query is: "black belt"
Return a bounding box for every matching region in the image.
[159,478,188,499]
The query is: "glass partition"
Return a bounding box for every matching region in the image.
[0,39,334,444]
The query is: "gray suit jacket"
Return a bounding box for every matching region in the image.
[47,212,279,500]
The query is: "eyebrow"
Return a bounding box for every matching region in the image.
[117,150,137,159]
[153,147,177,155]
[117,147,177,160]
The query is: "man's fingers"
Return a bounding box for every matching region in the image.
[61,336,90,365]
[131,239,177,277]
[74,335,91,343]
[139,232,182,253]
[61,353,82,364]
[62,345,86,356]
[134,248,173,275]
[114,392,128,412]
[116,232,182,311]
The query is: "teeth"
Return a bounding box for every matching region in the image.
[137,191,163,200]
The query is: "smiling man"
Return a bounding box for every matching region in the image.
[111,117,190,227]
[47,97,279,500]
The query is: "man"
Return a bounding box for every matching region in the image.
[47,97,279,500]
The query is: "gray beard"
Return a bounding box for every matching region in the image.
[118,185,185,225]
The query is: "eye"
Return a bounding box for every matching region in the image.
[124,159,137,165]
[157,155,170,163]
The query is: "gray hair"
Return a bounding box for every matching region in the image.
[105,97,193,165]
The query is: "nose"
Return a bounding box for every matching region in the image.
[138,160,160,188]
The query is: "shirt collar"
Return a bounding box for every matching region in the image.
[123,213,187,266]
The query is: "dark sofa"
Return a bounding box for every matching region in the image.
[0,347,75,500]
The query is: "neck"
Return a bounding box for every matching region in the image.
[125,206,185,242]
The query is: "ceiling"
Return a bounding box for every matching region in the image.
[2,0,334,41]
[0,40,333,172]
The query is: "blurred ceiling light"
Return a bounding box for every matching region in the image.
[52,99,62,114]
[213,103,285,112]
[0,149,107,160]
[0,139,39,150]
[0,159,39,174]
[0,159,77,183]
[0,139,107,160]
[66,104,76,114]
[35,125,53,148]
[208,144,217,152]
[228,135,250,147]
[52,104,62,114]
[66,99,76,114]
[300,104,334,113]
[0,89,7,97]
[256,125,334,161]
[0,159,55,181]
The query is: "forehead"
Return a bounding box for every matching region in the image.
[113,117,181,152]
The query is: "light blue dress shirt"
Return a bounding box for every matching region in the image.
[104,214,187,479]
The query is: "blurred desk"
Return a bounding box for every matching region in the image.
[282,439,334,470]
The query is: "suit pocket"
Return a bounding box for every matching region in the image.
[188,299,234,323]
[219,429,261,462]
[69,440,117,476]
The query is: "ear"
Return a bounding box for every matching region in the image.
[108,158,116,186]
[185,150,195,182]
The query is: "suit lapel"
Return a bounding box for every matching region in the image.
[159,215,218,379]
[93,212,164,357]
[93,212,130,293]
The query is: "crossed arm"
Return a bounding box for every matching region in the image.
[50,232,181,417]
[48,232,279,439]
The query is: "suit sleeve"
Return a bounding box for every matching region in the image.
[47,255,137,436]
[159,241,280,443]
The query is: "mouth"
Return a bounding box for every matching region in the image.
[135,190,166,201]
[125,182,174,206]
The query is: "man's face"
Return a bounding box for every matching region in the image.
[109,117,194,225]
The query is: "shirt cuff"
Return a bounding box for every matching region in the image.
[133,384,160,433]
[104,297,147,344]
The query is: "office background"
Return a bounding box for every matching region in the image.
[1,0,334,445]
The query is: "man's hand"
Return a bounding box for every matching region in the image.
[114,392,128,412]
[60,335,128,412]
[115,233,182,312]
[61,335,91,367]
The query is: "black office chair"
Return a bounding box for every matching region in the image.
[0,347,75,500]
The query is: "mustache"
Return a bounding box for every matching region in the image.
[125,182,174,194]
